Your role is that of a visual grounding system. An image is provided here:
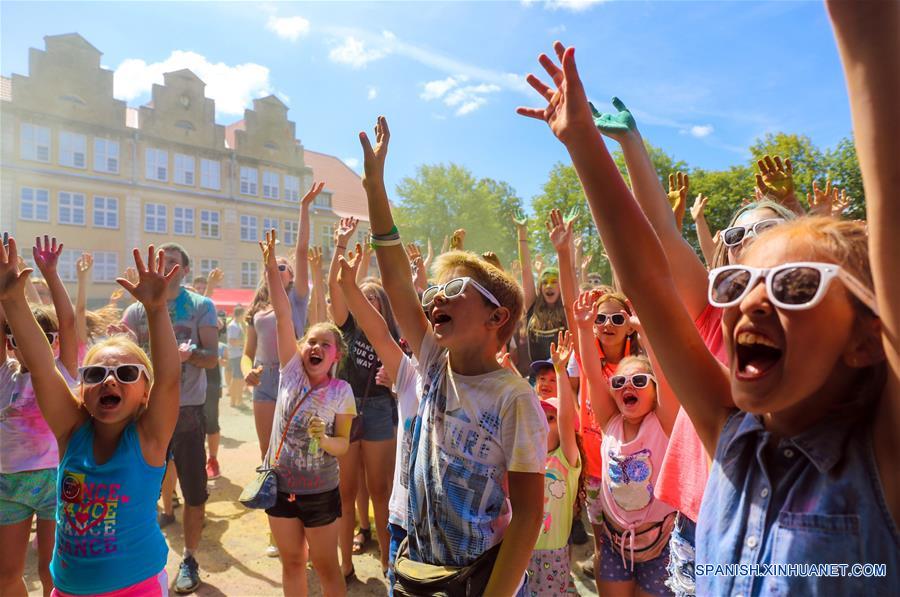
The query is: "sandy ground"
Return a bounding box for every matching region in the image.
[24,395,599,596]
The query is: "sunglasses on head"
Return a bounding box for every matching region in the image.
[595,312,628,326]
[79,364,149,385]
[610,373,656,390]
[7,332,58,349]
[721,218,784,248]
[421,277,501,310]
[708,261,880,314]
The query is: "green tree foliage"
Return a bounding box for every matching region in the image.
[392,163,525,267]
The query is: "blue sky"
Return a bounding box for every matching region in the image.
[1,1,852,208]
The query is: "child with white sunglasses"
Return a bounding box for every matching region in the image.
[0,240,181,596]
[517,15,899,593]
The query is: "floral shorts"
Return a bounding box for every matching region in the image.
[0,468,57,525]
[584,474,604,525]
[527,546,571,596]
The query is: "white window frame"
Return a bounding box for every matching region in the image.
[199,259,220,278]
[93,252,119,283]
[145,148,168,182]
[93,196,119,229]
[240,215,258,242]
[59,131,87,169]
[262,170,280,200]
[284,175,300,202]
[19,187,50,222]
[241,261,259,288]
[144,203,167,234]
[20,123,51,163]
[200,159,221,190]
[262,217,278,237]
[314,192,332,208]
[200,210,221,239]
[93,138,120,173]
[173,207,195,236]
[240,167,258,196]
[283,219,299,246]
[58,249,82,283]
[174,153,195,186]
[58,191,87,226]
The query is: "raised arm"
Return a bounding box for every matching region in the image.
[513,210,537,310]
[551,330,579,466]
[592,99,710,319]
[690,194,716,267]
[0,238,84,441]
[518,45,732,454]
[261,230,299,369]
[74,252,92,345]
[628,315,680,435]
[307,247,325,325]
[359,116,429,356]
[295,181,324,301]
[572,292,618,429]
[33,235,78,378]
[547,208,578,332]
[337,244,404,380]
[124,247,182,461]
[356,235,372,283]
[326,216,358,327]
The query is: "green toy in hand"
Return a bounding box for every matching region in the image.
[590,97,637,138]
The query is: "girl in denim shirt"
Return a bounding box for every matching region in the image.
[518,26,899,597]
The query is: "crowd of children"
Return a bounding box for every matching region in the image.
[1,2,898,595]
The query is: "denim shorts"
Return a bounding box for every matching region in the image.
[666,512,696,597]
[266,487,341,528]
[0,468,57,524]
[252,364,279,403]
[353,393,398,442]
[598,534,671,596]
[228,358,242,379]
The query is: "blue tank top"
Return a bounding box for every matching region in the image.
[51,421,168,594]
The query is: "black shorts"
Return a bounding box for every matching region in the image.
[168,405,209,506]
[265,487,342,528]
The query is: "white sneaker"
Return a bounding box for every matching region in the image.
[266,544,279,558]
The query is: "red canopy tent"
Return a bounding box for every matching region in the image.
[208,288,256,316]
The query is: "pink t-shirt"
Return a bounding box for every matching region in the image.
[0,358,76,473]
[653,304,727,522]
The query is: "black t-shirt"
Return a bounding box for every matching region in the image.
[338,314,392,399]
[526,304,566,363]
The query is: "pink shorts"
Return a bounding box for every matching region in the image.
[51,570,167,597]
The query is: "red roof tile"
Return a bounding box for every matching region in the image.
[303,150,369,221]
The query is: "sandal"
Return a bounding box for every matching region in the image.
[352,528,371,554]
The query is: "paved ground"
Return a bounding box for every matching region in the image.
[24,395,599,596]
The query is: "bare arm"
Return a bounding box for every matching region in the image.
[552,330,580,466]
[315,413,352,457]
[241,324,263,386]
[572,292,617,429]
[356,237,372,283]
[547,209,579,332]
[294,182,324,301]
[690,194,716,268]
[261,230,299,369]
[359,117,430,356]
[327,217,358,327]
[33,236,78,378]
[203,268,223,298]
[74,253,91,345]
[629,316,679,435]
[513,213,537,311]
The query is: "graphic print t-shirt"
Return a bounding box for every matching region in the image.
[338,315,392,400]
[271,353,356,495]
[123,286,217,406]
[388,354,421,527]
[535,444,582,552]
[406,331,548,567]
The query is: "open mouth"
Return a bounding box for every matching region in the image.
[622,393,639,407]
[433,312,452,326]
[98,393,122,409]
[309,354,323,366]
[735,331,783,380]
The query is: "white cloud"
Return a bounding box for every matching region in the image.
[690,124,714,138]
[114,51,272,116]
[367,86,378,100]
[420,76,501,116]
[342,157,360,170]
[329,35,389,69]
[266,15,310,41]
[545,0,607,11]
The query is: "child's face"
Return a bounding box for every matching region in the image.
[80,347,149,424]
[541,279,560,304]
[593,301,633,348]
[430,267,501,350]
[723,234,860,416]
[611,362,657,421]
[301,328,340,379]
[727,207,780,264]
[535,368,557,399]
[6,329,59,362]
[544,408,560,452]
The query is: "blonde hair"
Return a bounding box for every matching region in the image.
[432,250,524,346]
[302,322,347,360]
[616,355,652,376]
[711,200,799,269]
[82,335,154,385]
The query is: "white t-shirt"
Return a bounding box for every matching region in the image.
[406,331,549,566]
[388,354,422,528]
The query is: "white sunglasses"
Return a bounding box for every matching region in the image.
[721,218,785,247]
[610,373,657,390]
[421,277,501,309]
[708,261,879,315]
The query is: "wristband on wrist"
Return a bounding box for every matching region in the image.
[371,237,403,248]
[371,225,399,241]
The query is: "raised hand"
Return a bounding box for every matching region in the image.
[108,288,125,304]
[206,267,224,292]
[668,172,689,230]
[755,155,802,214]
[259,229,278,269]
[334,217,359,250]
[301,180,326,207]
[546,208,574,251]
[512,208,528,228]
[359,116,390,193]
[336,243,364,289]
[0,238,32,301]
[517,41,596,145]
[590,96,638,141]
[807,178,834,216]
[564,205,581,226]
[832,188,852,217]
[550,329,574,369]
[581,252,593,272]
[690,193,709,222]
[450,228,466,251]
[124,266,139,287]
[496,349,518,374]
[308,246,323,271]
[405,242,423,262]
[533,254,545,274]
[33,235,63,274]
[411,256,428,293]
[116,246,179,310]
[76,252,93,281]
[572,290,598,329]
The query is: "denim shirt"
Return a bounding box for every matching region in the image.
[697,411,900,597]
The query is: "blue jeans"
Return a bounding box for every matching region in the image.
[387,523,407,596]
